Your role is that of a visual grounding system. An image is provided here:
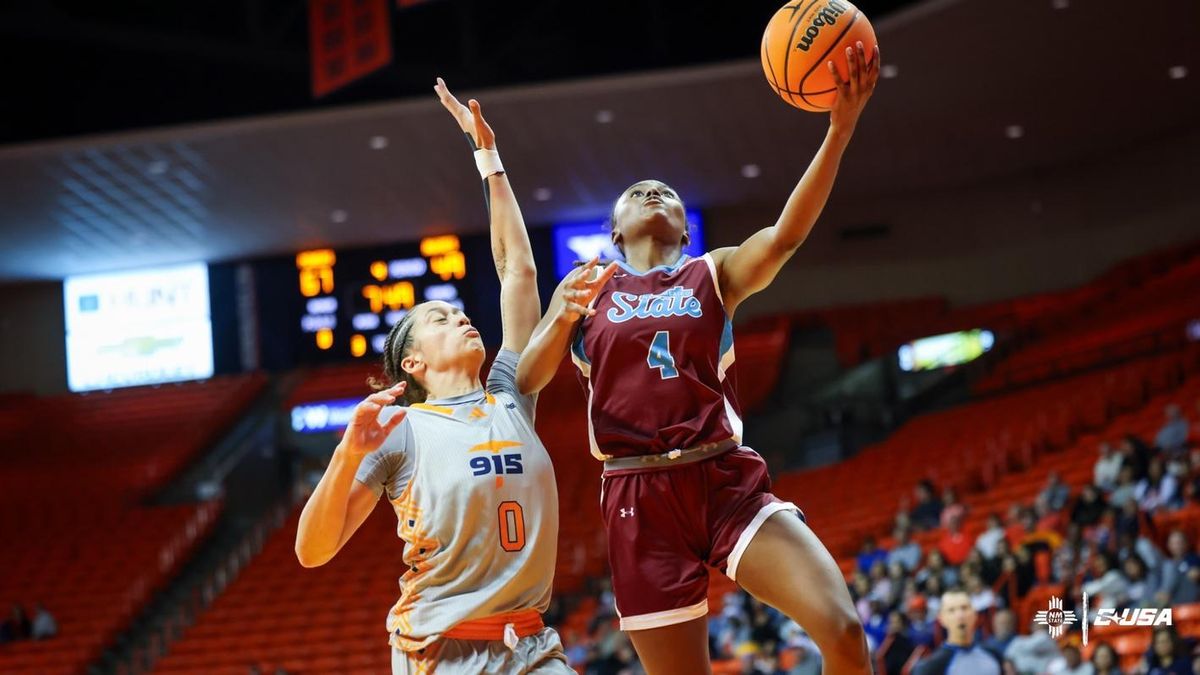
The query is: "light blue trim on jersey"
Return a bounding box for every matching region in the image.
[571,329,590,366]
[615,254,691,277]
[719,317,734,360]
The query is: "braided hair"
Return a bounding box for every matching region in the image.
[368,307,429,405]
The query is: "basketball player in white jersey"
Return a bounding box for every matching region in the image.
[295,79,572,674]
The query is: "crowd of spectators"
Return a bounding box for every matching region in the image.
[0,602,56,645]
[559,400,1200,674]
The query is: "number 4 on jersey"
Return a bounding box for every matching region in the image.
[646,330,679,379]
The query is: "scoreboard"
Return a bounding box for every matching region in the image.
[293,234,471,361]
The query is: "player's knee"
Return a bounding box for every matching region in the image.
[824,608,869,666]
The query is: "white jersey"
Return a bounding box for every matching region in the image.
[356,350,559,652]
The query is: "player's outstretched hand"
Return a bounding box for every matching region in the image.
[556,258,618,325]
[827,41,880,135]
[339,382,408,458]
[434,76,496,150]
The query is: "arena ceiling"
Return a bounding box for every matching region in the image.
[0,0,1197,280]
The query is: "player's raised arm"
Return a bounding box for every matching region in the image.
[295,383,407,568]
[516,258,617,395]
[435,78,539,353]
[713,42,880,315]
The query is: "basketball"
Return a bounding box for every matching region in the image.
[761,0,878,112]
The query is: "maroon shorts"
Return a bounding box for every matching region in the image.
[599,446,803,631]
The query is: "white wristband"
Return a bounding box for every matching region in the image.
[474,148,504,179]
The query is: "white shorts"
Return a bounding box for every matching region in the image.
[391,627,572,674]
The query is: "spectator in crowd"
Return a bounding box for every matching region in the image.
[889,525,923,572]
[903,595,936,649]
[939,514,975,567]
[1118,435,1153,481]
[1035,494,1066,534]
[877,610,920,675]
[911,480,945,531]
[1142,626,1191,675]
[779,620,823,675]
[1083,552,1130,610]
[1041,471,1071,511]
[1183,450,1200,507]
[1054,523,1093,584]
[851,572,873,624]
[977,513,1008,559]
[2,604,32,642]
[1156,529,1200,605]
[1121,555,1152,608]
[1089,642,1121,675]
[1108,465,1140,509]
[1155,403,1190,456]
[1137,457,1182,512]
[1094,441,1124,491]
[30,602,56,641]
[858,534,889,575]
[1192,398,1200,445]
[564,630,589,668]
[917,549,960,590]
[1004,616,1063,675]
[964,572,997,614]
[1114,530,1164,589]
[914,588,1002,675]
[982,609,1017,657]
[868,559,893,605]
[1005,503,1028,547]
[940,487,967,531]
[1019,506,1063,553]
[1071,484,1108,527]
[1047,643,1094,675]
[863,599,890,651]
[921,576,946,621]
[1115,501,1143,541]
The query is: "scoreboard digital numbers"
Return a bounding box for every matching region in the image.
[295,235,469,360]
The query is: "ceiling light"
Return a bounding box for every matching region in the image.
[1051,0,1068,8]
[741,164,761,179]
[369,136,389,150]
[534,188,553,202]
[1169,66,1188,80]
[331,209,348,223]
[595,110,614,124]
[1005,125,1025,140]
[881,64,899,79]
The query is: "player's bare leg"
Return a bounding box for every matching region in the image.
[626,616,711,675]
[734,511,870,674]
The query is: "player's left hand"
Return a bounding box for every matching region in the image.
[827,41,880,136]
[434,76,496,150]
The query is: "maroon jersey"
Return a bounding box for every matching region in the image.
[571,253,741,460]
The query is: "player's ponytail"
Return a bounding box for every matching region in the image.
[369,310,429,405]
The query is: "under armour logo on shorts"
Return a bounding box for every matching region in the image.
[619,507,635,518]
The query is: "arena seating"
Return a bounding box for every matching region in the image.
[153,504,399,675]
[0,374,266,504]
[0,374,264,675]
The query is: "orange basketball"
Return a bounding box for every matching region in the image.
[761,0,878,112]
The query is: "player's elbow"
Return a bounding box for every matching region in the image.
[295,542,331,568]
[504,262,537,285]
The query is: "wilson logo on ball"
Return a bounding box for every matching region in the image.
[797,0,851,52]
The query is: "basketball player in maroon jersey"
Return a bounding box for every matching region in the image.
[516,44,880,674]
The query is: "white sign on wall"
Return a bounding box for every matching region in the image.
[64,263,214,392]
